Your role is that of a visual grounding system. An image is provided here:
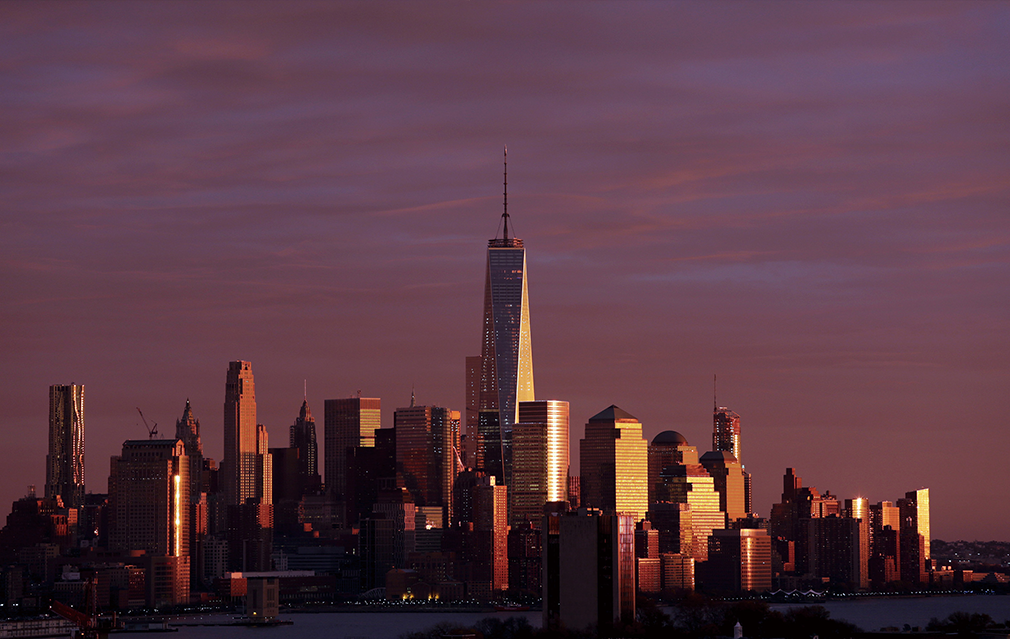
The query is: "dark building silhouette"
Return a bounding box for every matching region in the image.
[703,528,772,593]
[324,396,380,500]
[394,401,459,526]
[543,509,635,633]
[290,399,321,496]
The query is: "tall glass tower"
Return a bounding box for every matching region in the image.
[478,156,534,486]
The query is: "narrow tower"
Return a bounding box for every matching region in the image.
[223,361,258,506]
[46,384,85,509]
[478,147,535,486]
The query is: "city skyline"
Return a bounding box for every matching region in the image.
[1,3,1007,541]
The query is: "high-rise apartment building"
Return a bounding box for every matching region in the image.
[898,488,930,584]
[393,401,460,525]
[511,400,569,527]
[579,405,648,523]
[46,384,85,509]
[324,396,381,499]
[477,207,535,487]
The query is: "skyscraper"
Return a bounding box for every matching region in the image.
[898,488,930,584]
[108,438,190,605]
[712,406,741,461]
[223,361,258,506]
[579,405,648,523]
[713,402,753,515]
[393,401,459,525]
[290,398,321,496]
[324,396,381,499]
[511,400,569,527]
[46,384,85,509]
[478,164,535,486]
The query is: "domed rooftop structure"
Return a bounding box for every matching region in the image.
[652,430,689,446]
[700,450,739,464]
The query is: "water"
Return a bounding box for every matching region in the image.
[170,609,540,639]
[769,594,1010,631]
[165,595,1010,639]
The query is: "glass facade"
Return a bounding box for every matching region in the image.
[479,236,534,487]
[512,400,569,527]
[579,406,648,523]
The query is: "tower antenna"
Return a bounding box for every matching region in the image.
[304,379,307,402]
[502,145,509,241]
[713,374,717,412]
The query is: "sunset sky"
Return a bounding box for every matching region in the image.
[2,2,1008,540]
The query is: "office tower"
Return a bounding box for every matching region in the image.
[713,404,753,515]
[478,203,535,487]
[464,356,481,470]
[699,451,747,524]
[393,402,459,525]
[175,400,206,588]
[713,407,740,460]
[648,430,690,505]
[359,485,416,590]
[46,384,85,509]
[289,399,322,497]
[223,361,258,507]
[543,510,635,632]
[108,439,190,605]
[868,500,900,587]
[474,477,509,592]
[658,465,725,562]
[109,439,190,556]
[845,498,871,589]
[705,528,772,592]
[175,400,204,505]
[511,400,569,527]
[508,522,542,596]
[898,488,930,584]
[346,427,396,529]
[648,502,693,556]
[324,396,381,499]
[580,405,648,522]
[806,515,867,589]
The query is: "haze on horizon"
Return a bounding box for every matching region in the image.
[1,2,1007,541]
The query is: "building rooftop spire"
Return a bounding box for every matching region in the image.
[502,145,509,241]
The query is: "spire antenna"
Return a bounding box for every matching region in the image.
[304,379,307,402]
[502,145,509,241]
[714,374,718,412]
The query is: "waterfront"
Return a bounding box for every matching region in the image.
[769,594,1010,632]
[154,594,1010,638]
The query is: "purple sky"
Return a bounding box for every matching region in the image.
[2,2,1008,540]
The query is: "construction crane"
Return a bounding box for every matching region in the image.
[136,407,158,439]
[50,576,116,639]
[452,444,466,473]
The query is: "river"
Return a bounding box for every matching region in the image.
[164,595,1010,638]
